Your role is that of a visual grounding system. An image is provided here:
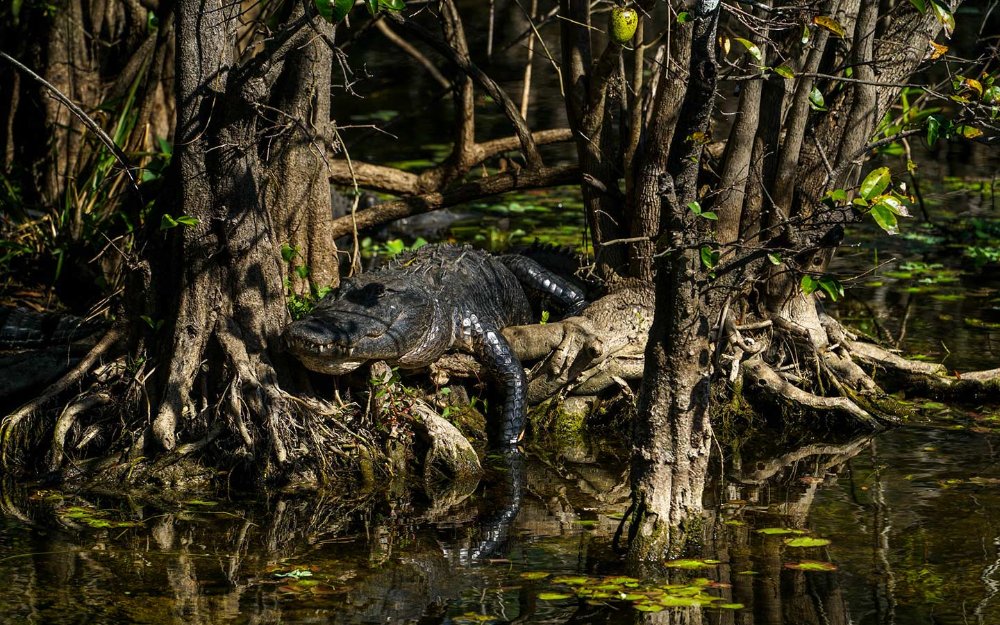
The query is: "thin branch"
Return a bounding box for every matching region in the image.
[374,19,450,89]
[329,165,579,238]
[394,14,543,169]
[0,51,140,194]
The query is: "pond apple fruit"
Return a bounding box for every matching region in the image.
[609,6,638,44]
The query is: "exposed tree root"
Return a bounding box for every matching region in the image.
[846,339,1000,401]
[49,392,111,472]
[1,327,122,468]
[742,357,884,429]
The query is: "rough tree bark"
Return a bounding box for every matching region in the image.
[0,0,357,484]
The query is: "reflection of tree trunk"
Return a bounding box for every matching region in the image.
[870,440,897,625]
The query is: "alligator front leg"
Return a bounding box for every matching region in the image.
[472,324,528,447]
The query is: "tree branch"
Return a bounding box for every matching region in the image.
[394,12,543,169]
[329,165,579,238]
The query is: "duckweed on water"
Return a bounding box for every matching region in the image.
[784,560,838,571]
[756,527,807,535]
[521,572,743,613]
[783,536,832,548]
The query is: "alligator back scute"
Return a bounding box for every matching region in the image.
[0,307,104,350]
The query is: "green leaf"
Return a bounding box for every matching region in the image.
[860,167,891,201]
[784,560,838,571]
[909,0,926,13]
[817,277,844,301]
[784,536,832,548]
[175,215,199,227]
[877,194,910,217]
[930,0,954,35]
[366,0,378,15]
[800,275,819,295]
[870,202,899,234]
[281,243,297,262]
[160,214,178,230]
[757,527,806,535]
[701,211,718,220]
[316,0,353,21]
[774,65,794,79]
[809,87,826,111]
[520,571,550,580]
[314,0,334,21]
[676,11,690,24]
[537,592,573,601]
[664,558,720,569]
[333,0,353,20]
[687,200,703,215]
[767,252,782,265]
[379,0,405,10]
[984,86,1000,104]
[734,38,762,62]
[294,265,310,279]
[700,246,719,270]
[828,188,848,202]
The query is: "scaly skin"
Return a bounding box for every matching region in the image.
[283,245,586,446]
[0,307,104,350]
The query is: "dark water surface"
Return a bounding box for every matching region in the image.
[0,414,998,624]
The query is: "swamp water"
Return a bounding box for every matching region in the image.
[2,199,1000,623]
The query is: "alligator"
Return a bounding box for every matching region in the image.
[0,307,107,405]
[0,307,105,351]
[283,244,587,446]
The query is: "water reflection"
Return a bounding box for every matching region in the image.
[0,424,998,624]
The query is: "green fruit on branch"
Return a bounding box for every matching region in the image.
[609,6,638,44]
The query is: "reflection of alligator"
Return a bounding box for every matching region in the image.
[283,244,587,446]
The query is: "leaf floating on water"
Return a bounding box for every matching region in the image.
[274,569,314,579]
[453,612,497,624]
[757,527,806,535]
[551,576,590,585]
[659,595,711,607]
[519,571,550,580]
[184,499,218,506]
[716,603,746,610]
[784,560,838,571]
[537,592,574,601]
[663,558,721,569]
[635,603,664,612]
[784,537,831,548]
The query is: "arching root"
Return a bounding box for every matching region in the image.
[49,393,111,472]
[742,357,884,429]
[1,327,122,468]
[725,307,910,430]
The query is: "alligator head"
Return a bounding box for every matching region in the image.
[283,278,440,375]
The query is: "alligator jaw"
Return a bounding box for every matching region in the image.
[284,335,356,358]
